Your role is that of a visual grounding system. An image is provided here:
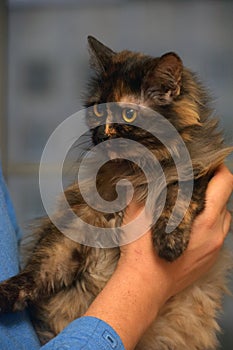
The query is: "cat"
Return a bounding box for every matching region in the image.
[0,36,232,350]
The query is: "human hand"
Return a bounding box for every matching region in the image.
[162,164,232,298]
[120,164,233,303]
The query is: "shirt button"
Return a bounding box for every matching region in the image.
[102,330,118,348]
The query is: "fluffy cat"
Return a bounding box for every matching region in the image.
[0,36,232,350]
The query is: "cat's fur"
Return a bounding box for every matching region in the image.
[0,36,232,350]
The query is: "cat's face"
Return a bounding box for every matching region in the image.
[85,36,202,152]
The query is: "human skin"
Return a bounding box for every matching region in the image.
[85,165,233,350]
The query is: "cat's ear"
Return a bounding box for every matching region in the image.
[87,36,116,73]
[143,52,183,105]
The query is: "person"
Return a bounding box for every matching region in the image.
[0,162,232,350]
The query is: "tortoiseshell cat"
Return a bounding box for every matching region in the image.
[0,37,232,350]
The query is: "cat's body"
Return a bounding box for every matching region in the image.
[0,37,232,349]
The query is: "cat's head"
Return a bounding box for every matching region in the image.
[85,36,205,150]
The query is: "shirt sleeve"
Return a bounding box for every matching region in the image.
[0,166,21,280]
[0,164,41,349]
[41,316,125,350]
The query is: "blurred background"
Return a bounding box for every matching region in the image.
[0,0,233,348]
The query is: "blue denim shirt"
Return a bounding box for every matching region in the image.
[0,165,125,350]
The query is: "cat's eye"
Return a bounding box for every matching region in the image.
[122,108,137,123]
[93,104,105,118]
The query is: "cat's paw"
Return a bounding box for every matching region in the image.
[152,227,189,262]
[0,284,18,313]
[0,276,30,313]
[0,293,8,313]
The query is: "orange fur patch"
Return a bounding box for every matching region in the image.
[173,99,201,126]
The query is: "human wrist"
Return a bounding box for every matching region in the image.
[118,246,172,309]
[84,249,169,350]
[102,264,162,349]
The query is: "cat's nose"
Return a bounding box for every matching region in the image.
[105,124,116,137]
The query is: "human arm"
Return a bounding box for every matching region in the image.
[84,165,233,350]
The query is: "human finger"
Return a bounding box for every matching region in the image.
[205,165,233,214]
[223,210,232,236]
